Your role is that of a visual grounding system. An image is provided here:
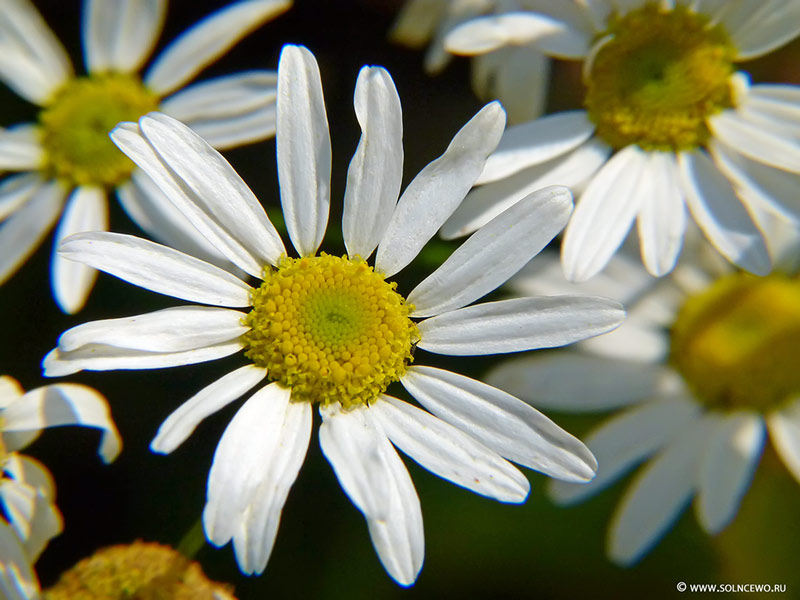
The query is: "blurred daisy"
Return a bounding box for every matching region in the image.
[391,0,551,124]
[0,0,291,313]
[487,242,800,565]
[443,0,800,281]
[0,375,121,598]
[43,45,625,585]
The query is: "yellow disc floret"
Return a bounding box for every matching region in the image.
[243,254,419,409]
[670,273,800,412]
[585,3,736,151]
[39,73,160,187]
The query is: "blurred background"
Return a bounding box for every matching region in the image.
[2,1,800,597]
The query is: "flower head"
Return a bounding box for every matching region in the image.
[444,0,800,281]
[43,45,625,585]
[0,0,290,312]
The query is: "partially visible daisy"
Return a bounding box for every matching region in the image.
[391,0,551,124]
[0,375,121,599]
[443,0,800,281]
[0,0,291,312]
[43,45,625,585]
[487,242,800,565]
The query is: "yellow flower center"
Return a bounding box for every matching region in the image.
[585,3,736,151]
[670,273,800,411]
[39,73,160,187]
[242,254,419,409]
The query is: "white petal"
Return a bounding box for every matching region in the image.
[767,398,800,484]
[0,174,42,221]
[0,0,72,104]
[151,365,267,454]
[0,481,35,543]
[51,186,107,314]
[19,491,61,562]
[83,0,166,73]
[0,181,64,286]
[481,45,550,125]
[144,0,291,95]
[729,1,800,60]
[342,66,403,260]
[418,295,624,355]
[3,455,55,500]
[678,150,771,275]
[550,395,701,505]
[203,383,311,575]
[57,305,247,353]
[375,102,506,277]
[408,185,572,317]
[608,417,713,566]
[696,412,764,534]
[485,352,666,412]
[372,396,530,503]
[401,366,597,482]
[136,112,286,274]
[442,138,610,239]
[561,145,647,282]
[3,383,121,463]
[0,125,43,170]
[319,403,392,521]
[709,110,800,173]
[388,0,447,48]
[636,152,686,277]
[476,111,595,185]
[57,232,252,307]
[276,45,331,257]
[0,521,39,600]
[43,339,242,377]
[161,71,278,150]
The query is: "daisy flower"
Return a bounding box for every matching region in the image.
[43,45,625,585]
[486,241,800,565]
[391,0,551,124]
[0,375,121,598]
[443,0,800,281]
[0,0,291,313]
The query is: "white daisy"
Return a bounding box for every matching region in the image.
[0,0,291,313]
[0,374,121,598]
[43,45,625,585]
[391,0,551,124]
[443,0,800,281]
[486,242,800,565]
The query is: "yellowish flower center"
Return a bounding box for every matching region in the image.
[670,273,800,411]
[39,73,160,187]
[243,254,419,409]
[585,3,736,151]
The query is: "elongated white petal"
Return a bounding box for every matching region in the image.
[418,295,624,355]
[678,150,771,275]
[3,383,121,463]
[408,185,572,317]
[58,305,247,353]
[83,0,166,73]
[43,339,242,377]
[729,1,800,59]
[3,455,55,500]
[0,181,63,286]
[375,102,506,277]
[151,365,267,454]
[58,232,252,307]
[144,0,290,95]
[0,174,42,221]
[51,186,107,314]
[342,66,403,260]
[0,125,43,170]
[276,45,331,257]
[402,366,597,482]
[0,521,39,600]
[136,112,285,273]
[767,398,800,484]
[696,412,764,534]
[636,152,686,277]
[477,111,594,185]
[0,481,35,542]
[372,396,529,503]
[483,45,550,125]
[0,0,72,104]
[608,417,713,566]
[709,110,800,173]
[550,396,701,505]
[319,403,392,521]
[561,145,646,282]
